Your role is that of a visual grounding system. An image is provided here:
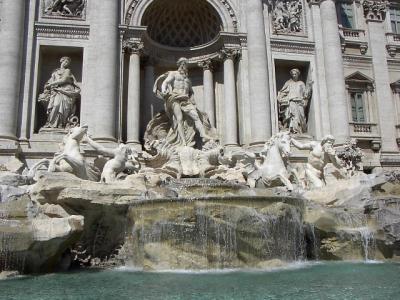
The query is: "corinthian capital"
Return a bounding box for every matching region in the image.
[218,48,241,61]
[362,0,388,22]
[122,40,144,55]
[198,59,214,71]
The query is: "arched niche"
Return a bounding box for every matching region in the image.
[141,0,223,48]
[124,0,238,33]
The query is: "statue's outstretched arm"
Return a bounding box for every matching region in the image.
[291,138,313,150]
[86,136,115,157]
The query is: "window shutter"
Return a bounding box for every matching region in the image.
[390,8,400,34]
[340,3,354,28]
[356,93,365,122]
[351,93,358,122]
[351,92,366,122]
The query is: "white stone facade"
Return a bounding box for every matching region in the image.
[1,0,400,170]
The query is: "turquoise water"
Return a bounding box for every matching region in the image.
[1,262,400,300]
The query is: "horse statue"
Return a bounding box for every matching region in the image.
[247,132,296,191]
[28,125,100,181]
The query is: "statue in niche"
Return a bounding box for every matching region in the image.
[44,0,85,17]
[291,135,345,189]
[271,0,303,34]
[277,68,312,134]
[38,56,81,130]
[148,57,217,148]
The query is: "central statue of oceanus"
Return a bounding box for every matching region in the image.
[145,57,217,149]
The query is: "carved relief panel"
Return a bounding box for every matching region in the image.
[42,0,87,20]
[269,0,305,35]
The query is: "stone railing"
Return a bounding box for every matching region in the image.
[342,28,365,39]
[349,122,379,137]
[339,27,368,55]
[387,33,400,43]
[386,33,400,57]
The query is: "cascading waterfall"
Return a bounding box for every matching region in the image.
[333,209,376,261]
[358,227,375,261]
[0,224,26,273]
[307,223,319,259]
[127,179,307,270]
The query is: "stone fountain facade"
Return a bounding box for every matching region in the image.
[1,0,400,274]
[1,0,400,170]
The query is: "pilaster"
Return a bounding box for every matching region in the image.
[246,0,272,145]
[85,0,120,142]
[0,0,26,141]
[363,0,399,154]
[312,0,350,143]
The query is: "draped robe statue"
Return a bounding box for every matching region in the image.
[277,68,312,134]
[38,56,81,129]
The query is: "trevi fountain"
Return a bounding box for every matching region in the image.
[1,0,400,299]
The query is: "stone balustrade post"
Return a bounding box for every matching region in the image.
[246,0,272,144]
[198,59,215,127]
[220,49,240,146]
[0,0,26,140]
[124,41,143,146]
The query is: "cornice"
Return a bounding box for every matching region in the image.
[271,39,315,54]
[35,22,90,40]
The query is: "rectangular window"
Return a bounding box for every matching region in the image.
[339,2,355,29]
[351,92,365,123]
[390,8,400,34]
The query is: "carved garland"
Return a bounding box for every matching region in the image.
[124,0,238,32]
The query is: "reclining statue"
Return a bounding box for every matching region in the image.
[291,135,345,188]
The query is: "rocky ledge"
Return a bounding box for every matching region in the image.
[0,171,400,273]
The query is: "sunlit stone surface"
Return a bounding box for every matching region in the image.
[0,0,400,282]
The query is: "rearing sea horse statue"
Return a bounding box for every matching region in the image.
[29,125,100,181]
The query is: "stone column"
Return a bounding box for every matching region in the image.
[364,1,398,153]
[309,1,330,138]
[220,49,239,146]
[124,41,143,146]
[246,0,272,144]
[0,0,25,140]
[86,0,119,142]
[198,59,215,127]
[319,0,349,143]
[143,60,156,126]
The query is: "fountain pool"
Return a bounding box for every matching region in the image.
[1,262,399,300]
